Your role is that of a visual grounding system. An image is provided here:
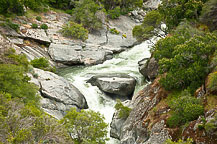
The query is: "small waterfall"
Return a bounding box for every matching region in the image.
[58,40,153,143]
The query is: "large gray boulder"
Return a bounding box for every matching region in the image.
[48,43,113,65]
[30,68,88,119]
[87,74,136,98]
[110,100,131,140]
[138,57,158,81]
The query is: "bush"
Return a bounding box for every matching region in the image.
[115,99,132,119]
[167,92,204,128]
[60,108,109,144]
[30,57,55,72]
[31,23,38,29]
[153,24,217,92]
[48,0,72,10]
[107,7,121,19]
[205,113,217,135]
[208,72,217,93]
[110,28,120,35]
[61,21,88,41]
[200,0,217,31]
[36,16,41,21]
[165,138,193,144]
[132,10,163,41]
[40,24,48,30]
[0,93,72,144]
[2,20,20,32]
[71,0,102,31]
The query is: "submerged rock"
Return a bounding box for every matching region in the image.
[87,74,136,99]
[30,68,88,119]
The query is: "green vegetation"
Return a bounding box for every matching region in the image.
[36,16,42,21]
[133,10,163,41]
[110,28,120,35]
[153,23,217,92]
[115,99,132,119]
[0,92,72,144]
[40,23,48,30]
[200,0,217,31]
[0,19,20,32]
[30,57,56,72]
[107,7,121,19]
[208,72,217,92]
[31,23,38,29]
[61,21,88,41]
[165,138,193,144]
[61,108,109,144]
[71,0,102,31]
[205,113,217,135]
[166,91,204,128]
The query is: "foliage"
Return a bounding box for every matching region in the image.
[0,0,48,15]
[48,0,72,10]
[107,7,121,19]
[31,23,38,29]
[0,64,39,104]
[97,0,143,11]
[61,21,88,41]
[110,28,120,35]
[40,24,48,30]
[165,138,193,144]
[132,10,164,41]
[158,0,207,30]
[200,0,217,31]
[115,99,132,119]
[71,0,102,31]
[205,113,217,135]
[153,24,217,92]
[0,19,20,32]
[30,57,55,72]
[0,92,72,144]
[36,16,42,21]
[208,72,217,93]
[166,91,204,128]
[61,108,109,144]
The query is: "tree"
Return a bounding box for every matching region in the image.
[0,92,72,144]
[61,108,109,144]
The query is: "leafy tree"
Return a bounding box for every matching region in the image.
[71,0,102,31]
[153,23,217,91]
[0,92,72,144]
[61,108,109,144]
[48,0,72,10]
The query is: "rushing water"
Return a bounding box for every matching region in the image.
[58,41,153,143]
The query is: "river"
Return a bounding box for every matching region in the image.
[57,41,153,143]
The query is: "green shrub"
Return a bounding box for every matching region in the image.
[167,92,204,128]
[133,10,163,41]
[208,72,217,92]
[40,24,48,30]
[115,99,132,119]
[31,23,38,29]
[205,113,217,135]
[61,21,88,41]
[165,138,193,144]
[153,24,217,92]
[107,7,121,19]
[110,28,120,35]
[2,20,20,32]
[48,0,72,10]
[200,0,217,31]
[36,16,41,21]
[71,0,102,31]
[30,57,49,68]
[61,108,109,144]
